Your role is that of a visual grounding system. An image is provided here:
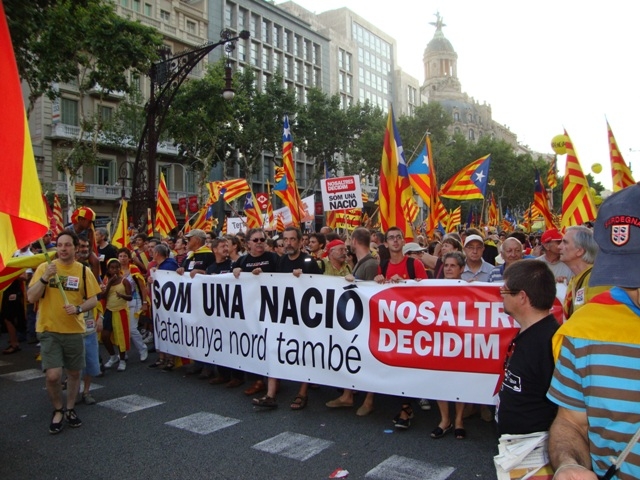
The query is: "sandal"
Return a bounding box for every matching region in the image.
[252,395,277,408]
[454,428,466,439]
[431,424,453,439]
[65,408,82,428]
[162,361,175,371]
[2,345,21,355]
[244,379,266,396]
[148,358,165,369]
[290,395,308,411]
[49,408,65,434]
[393,404,414,430]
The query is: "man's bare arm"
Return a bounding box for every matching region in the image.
[549,406,597,479]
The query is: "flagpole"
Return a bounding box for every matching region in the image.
[111,199,124,241]
[37,239,70,305]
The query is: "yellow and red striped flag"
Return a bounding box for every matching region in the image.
[276,213,285,232]
[546,156,558,189]
[403,196,419,224]
[221,217,228,235]
[488,193,499,227]
[52,194,64,236]
[0,253,47,294]
[155,172,177,236]
[243,193,263,229]
[607,119,635,192]
[534,170,555,230]
[207,181,222,203]
[191,206,207,231]
[265,180,275,230]
[379,107,414,239]
[446,206,461,233]
[219,178,251,203]
[146,208,153,237]
[427,195,448,236]
[111,200,130,250]
[274,116,304,227]
[0,6,49,269]
[439,155,491,200]
[183,209,191,234]
[561,130,596,228]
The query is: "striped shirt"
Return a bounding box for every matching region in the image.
[547,288,640,479]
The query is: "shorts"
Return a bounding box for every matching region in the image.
[38,331,85,372]
[82,332,101,377]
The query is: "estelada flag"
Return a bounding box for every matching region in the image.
[0,4,49,269]
[440,155,491,200]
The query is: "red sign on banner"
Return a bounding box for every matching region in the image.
[325,176,356,193]
[255,192,268,212]
[178,197,187,214]
[368,285,562,375]
[188,195,198,213]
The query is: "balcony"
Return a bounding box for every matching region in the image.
[53,181,191,204]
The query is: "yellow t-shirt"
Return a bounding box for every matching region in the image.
[106,281,128,312]
[31,260,102,334]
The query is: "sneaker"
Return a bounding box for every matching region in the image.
[418,399,431,411]
[65,408,82,428]
[82,393,96,405]
[104,355,119,369]
[139,348,148,362]
[117,360,127,372]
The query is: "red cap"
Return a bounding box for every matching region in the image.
[541,228,563,243]
[323,239,345,257]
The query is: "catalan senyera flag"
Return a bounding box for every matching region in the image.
[0,253,47,294]
[0,5,49,269]
[219,178,251,203]
[183,209,191,234]
[561,130,596,228]
[379,107,414,239]
[276,213,285,232]
[155,172,177,236]
[146,208,153,237]
[427,195,448,236]
[52,194,63,236]
[546,155,558,189]
[265,180,274,230]
[221,217,228,235]
[243,193,264,229]
[440,154,491,200]
[111,200,130,250]
[275,115,304,227]
[403,196,419,224]
[488,193,499,227]
[191,206,207,231]
[534,170,555,230]
[607,119,635,192]
[446,206,461,233]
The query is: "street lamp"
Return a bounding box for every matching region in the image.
[118,160,134,199]
[130,29,250,224]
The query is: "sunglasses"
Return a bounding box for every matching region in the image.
[251,238,266,243]
[499,286,521,296]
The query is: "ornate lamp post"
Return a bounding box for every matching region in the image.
[130,29,250,224]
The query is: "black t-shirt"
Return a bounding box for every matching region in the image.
[497,314,560,435]
[181,249,216,272]
[232,252,279,273]
[206,259,233,275]
[276,252,323,274]
[98,243,119,278]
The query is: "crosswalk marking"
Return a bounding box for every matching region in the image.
[165,412,240,435]
[0,368,44,382]
[0,360,12,367]
[99,394,164,414]
[252,431,333,461]
[365,455,455,480]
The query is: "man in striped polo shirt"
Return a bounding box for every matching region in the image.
[547,184,640,480]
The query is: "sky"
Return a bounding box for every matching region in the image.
[276,0,640,190]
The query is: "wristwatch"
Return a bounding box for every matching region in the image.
[76,305,83,314]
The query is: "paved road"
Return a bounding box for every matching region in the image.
[0,342,500,480]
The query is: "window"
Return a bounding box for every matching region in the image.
[238,41,246,62]
[273,25,280,48]
[160,165,172,189]
[262,19,269,43]
[132,0,140,12]
[262,47,270,70]
[160,10,170,22]
[96,160,113,186]
[251,43,258,66]
[144,3,152,16]
[454,112,460,121]
[121,0,129,7]
[469,129,475,140]
[224,3,233,28]
[186,170,196,193]
[130,72,141,92]
[345,52,351,71]
[61,98,78,126]
[250,14,257,38]
[186,20,196,34]
[100,106,113,124]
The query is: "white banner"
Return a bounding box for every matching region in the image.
[151,272,563,404]
[273,194,315,226]
[321,175,363,211]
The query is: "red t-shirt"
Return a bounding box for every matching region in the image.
[378,256,428,280]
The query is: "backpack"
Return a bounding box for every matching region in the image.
[379,256,416,279]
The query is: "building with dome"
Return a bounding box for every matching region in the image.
[421,13,519,149]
